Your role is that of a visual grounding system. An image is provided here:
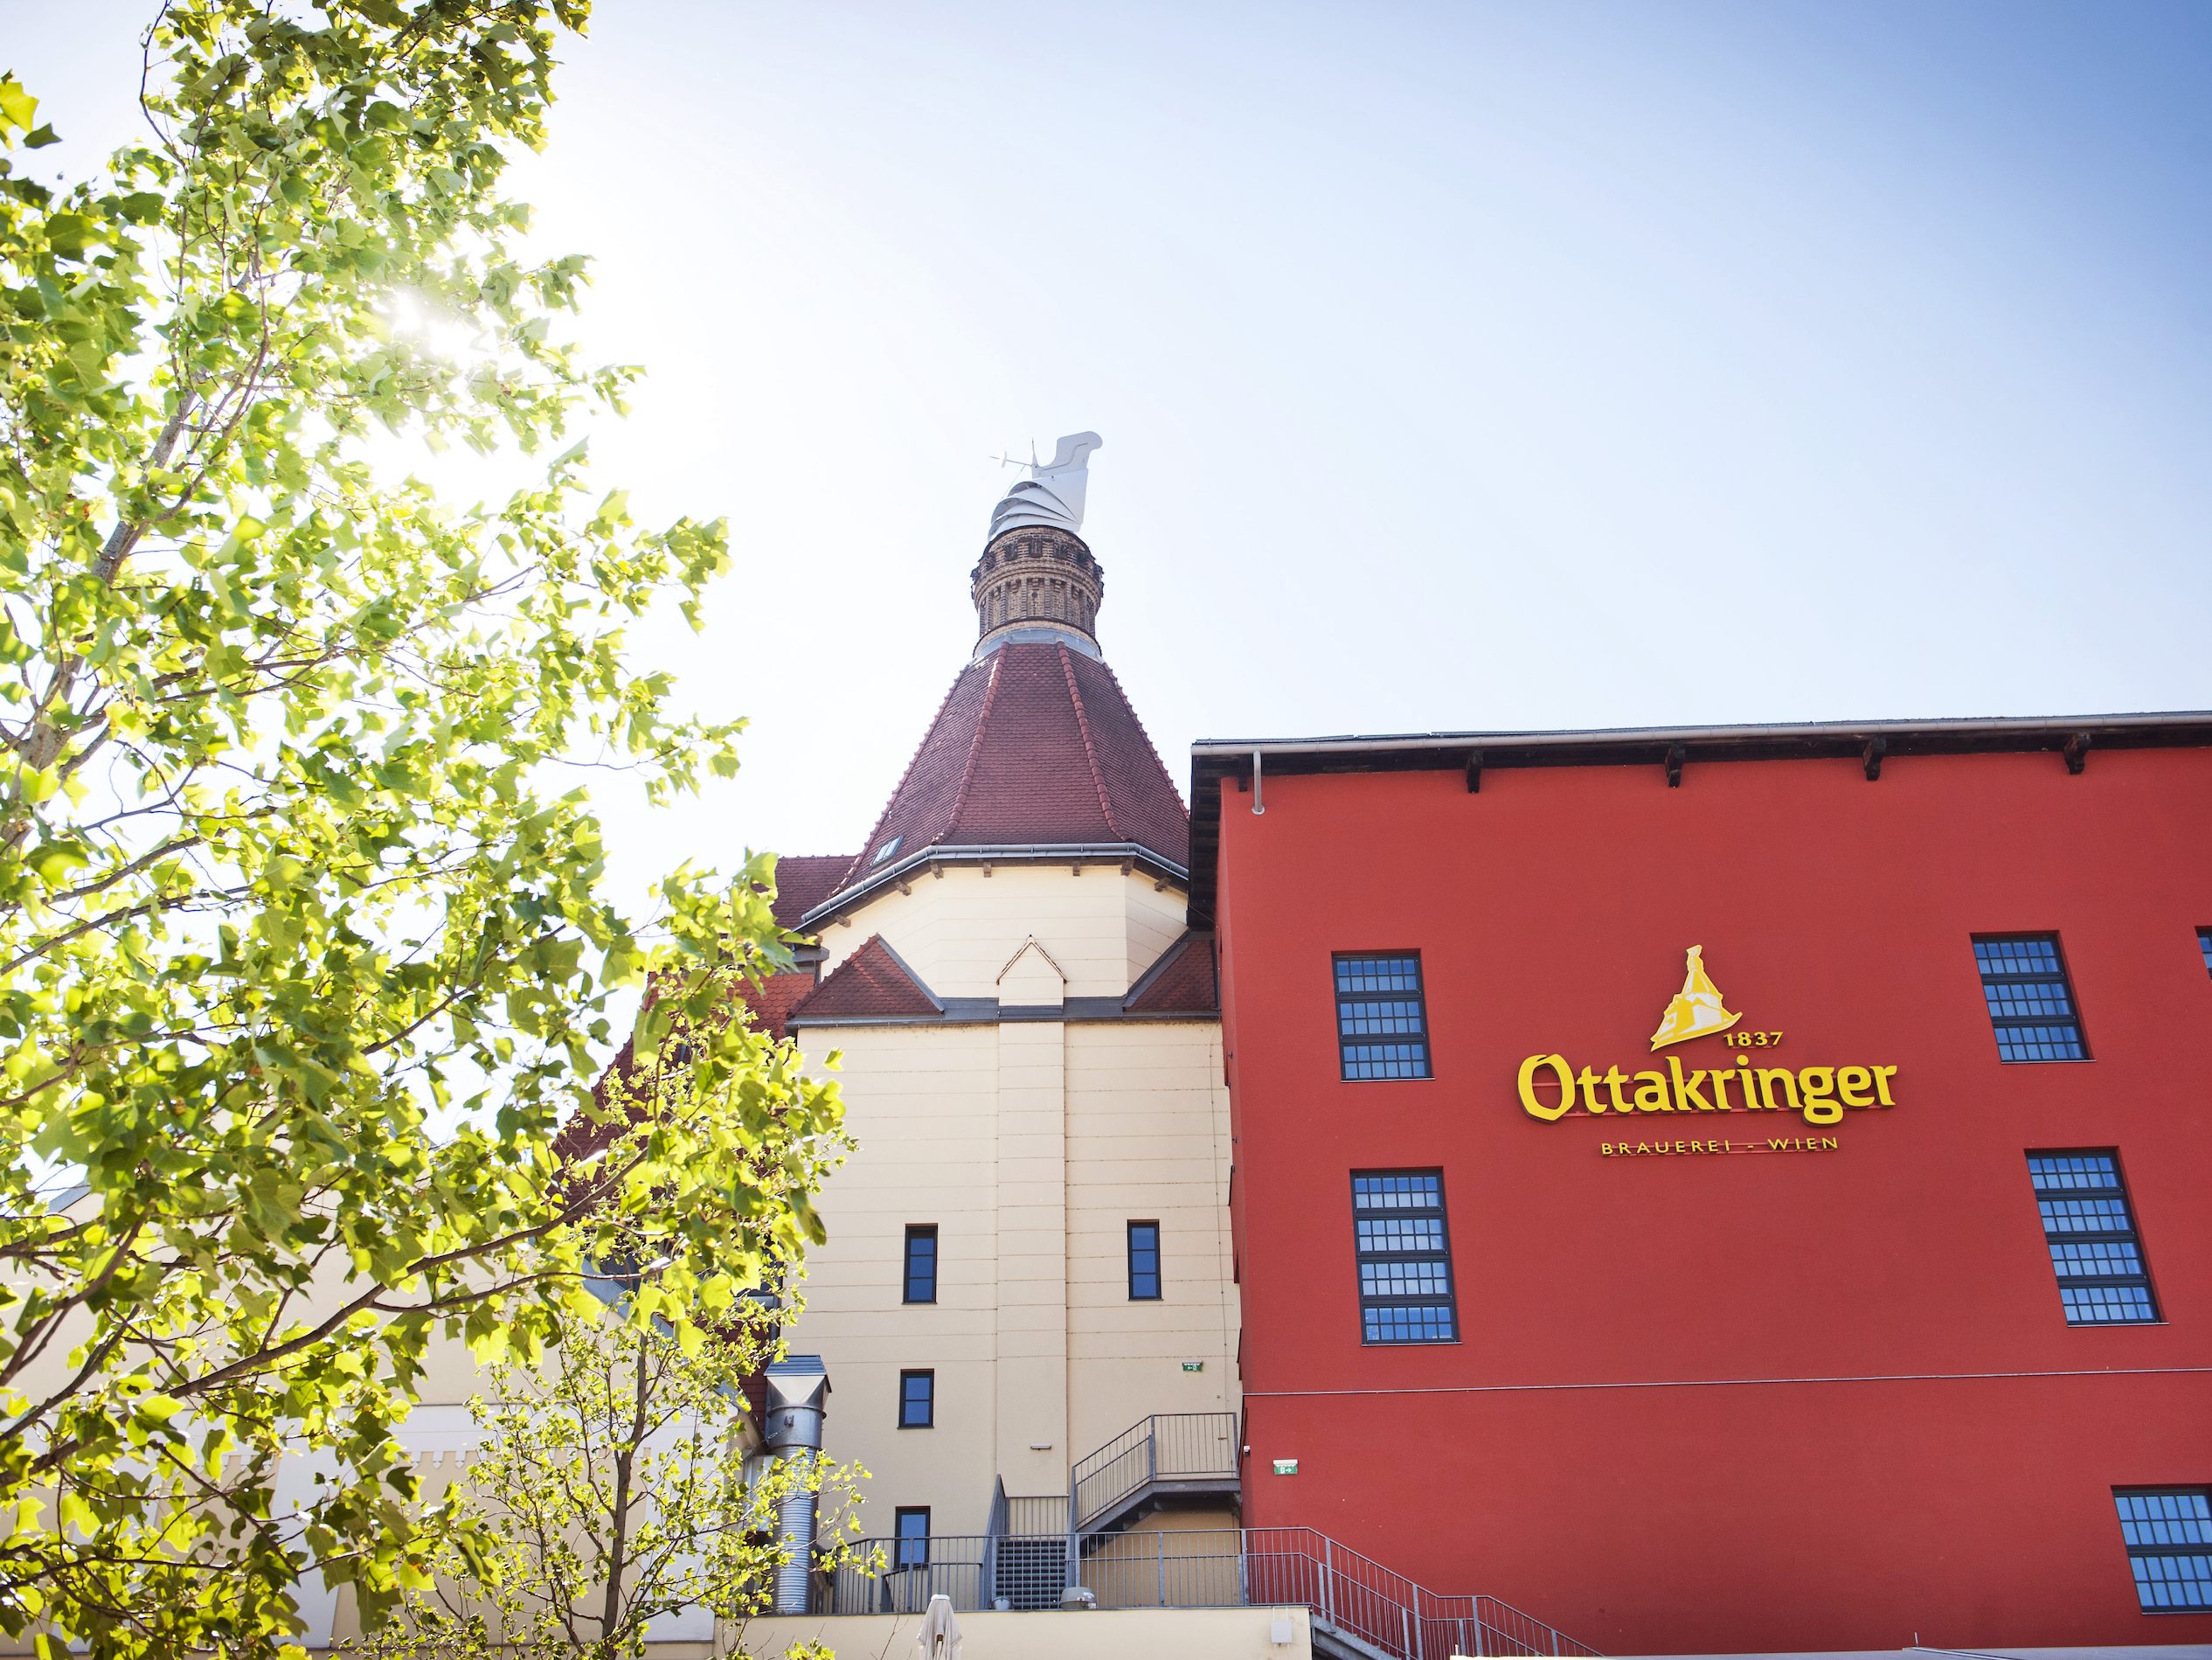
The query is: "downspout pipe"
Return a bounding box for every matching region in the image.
[764,1356,829,1615]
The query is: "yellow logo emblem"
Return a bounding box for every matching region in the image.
[1649,945,1740,1051]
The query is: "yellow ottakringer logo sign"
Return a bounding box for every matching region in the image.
[1516,946,1900,1158]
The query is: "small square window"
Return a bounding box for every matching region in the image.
[1127,1221,1161,1300]
[898,1369,934,1428]
[2114,1489,2212,1611]
[2028,1151,2159,1324]
[870,834,904,867]
[903,1225,938,1305]
[1972,934,2089,1061]
[894,1506,931,1570]
[1334,953,1432,1080]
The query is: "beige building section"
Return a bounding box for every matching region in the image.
[737,1605,1310,1659]
[813,864,1189,997]
[791,862,1240,1544]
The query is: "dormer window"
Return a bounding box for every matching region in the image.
[870,835,903,867]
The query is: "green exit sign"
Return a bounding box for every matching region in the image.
[1273,1458,1299,1476]
[1182,1361,1203,1372]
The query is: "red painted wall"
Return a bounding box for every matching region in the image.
[1215,746,2212,1653]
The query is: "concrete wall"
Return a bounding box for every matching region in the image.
[731,1605,1309,1660]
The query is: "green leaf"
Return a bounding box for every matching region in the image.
[25,843,88,886]
[0,9,850,1655]
[0,76,36,133]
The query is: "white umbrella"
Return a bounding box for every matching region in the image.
[914,1593,962,1659]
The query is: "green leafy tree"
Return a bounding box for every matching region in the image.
[0,4,843,1655]
[357,1289,863,1660]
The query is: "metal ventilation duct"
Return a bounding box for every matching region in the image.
[763,1355,829,1615]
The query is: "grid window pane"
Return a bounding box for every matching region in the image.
[1973,934,2088,1061]
[2116,1490,2212,1611]
[895,1506,931,1570]
[1335,954,1432,1080]
[903,1225,937,1305]
[2029,1152,2157,1326]
[898,1370,934,1428]
[1127,1220,1161,1300]
[1352,1170,1457,1344]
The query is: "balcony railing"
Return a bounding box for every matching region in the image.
[1069,1411,1238,1532]
[812,1525,1598,1658]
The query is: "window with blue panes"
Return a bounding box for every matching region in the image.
[1352,1170,1457,1344]
[903,1224,938,1304]
[1335,954,1432,1080]
[2028,1151,2158,1325]
[898,1369,934,1428]
[2198,927,2212,982]
[2114,1490,2212,1611]
[894,1506,931,1570]
[1973,934,2088,1060]
[1127,1221,1161,1300]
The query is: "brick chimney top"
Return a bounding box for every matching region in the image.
[970,432,1105,658]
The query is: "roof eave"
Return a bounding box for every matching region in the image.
[797,841,1189,933]
[1185,710,2212,928]
[1192,709,2212,760]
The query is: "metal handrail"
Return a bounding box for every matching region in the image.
[1069,1411,1238,1532]
[816,1524,1598,1657]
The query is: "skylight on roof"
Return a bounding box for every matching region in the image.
[870,835,904,867]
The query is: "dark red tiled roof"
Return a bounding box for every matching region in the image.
[555,1035,640,1164]
[767,855,854,929]
[1125,931,1218,1015]
[730,968,819,1040]
[821,642,1187,913]
[788,935,941,1024]
[562,959,822,1163]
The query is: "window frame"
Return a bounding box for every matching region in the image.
[1127,1219,1162,1301]
[2027,1149,2160,1326]
[1333,951,1434,1082]
[1972,933,2090,1062]
[897,1368,935,1429]
[2114,1487,2212,1613]
[1350,1168,1460,1345]
[902,1224,939,1306]
[893,1505,932,1571]
[2197,927,2212,982]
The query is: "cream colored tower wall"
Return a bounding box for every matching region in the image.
[791,867,1238,1544]
[814,865,1188,1000]
[787,1023,1006,1534]
[1064,1020,1238,1456]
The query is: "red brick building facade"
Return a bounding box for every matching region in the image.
[1192,719,2212,1653]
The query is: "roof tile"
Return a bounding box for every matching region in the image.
[1125,931,1218,1015]
[788,935,941,1023]
[768,855,854,929]
[818,642,1187,913]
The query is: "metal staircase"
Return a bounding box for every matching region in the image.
[813,1413,1598,1657]
[1070,1411,1242,1540]
[1238,1524,1600,1659]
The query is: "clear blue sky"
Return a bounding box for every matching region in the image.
[15,1,2212,896]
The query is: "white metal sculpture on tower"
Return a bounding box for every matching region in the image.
[987,431,1102,541]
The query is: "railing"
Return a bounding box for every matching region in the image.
[981,1480,1070,1609]
[1242,1526,1601,1658]
[813,1525,1598,1657]
[1069,1411,1238,1532]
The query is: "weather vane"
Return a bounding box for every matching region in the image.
[990,441,1042,471]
